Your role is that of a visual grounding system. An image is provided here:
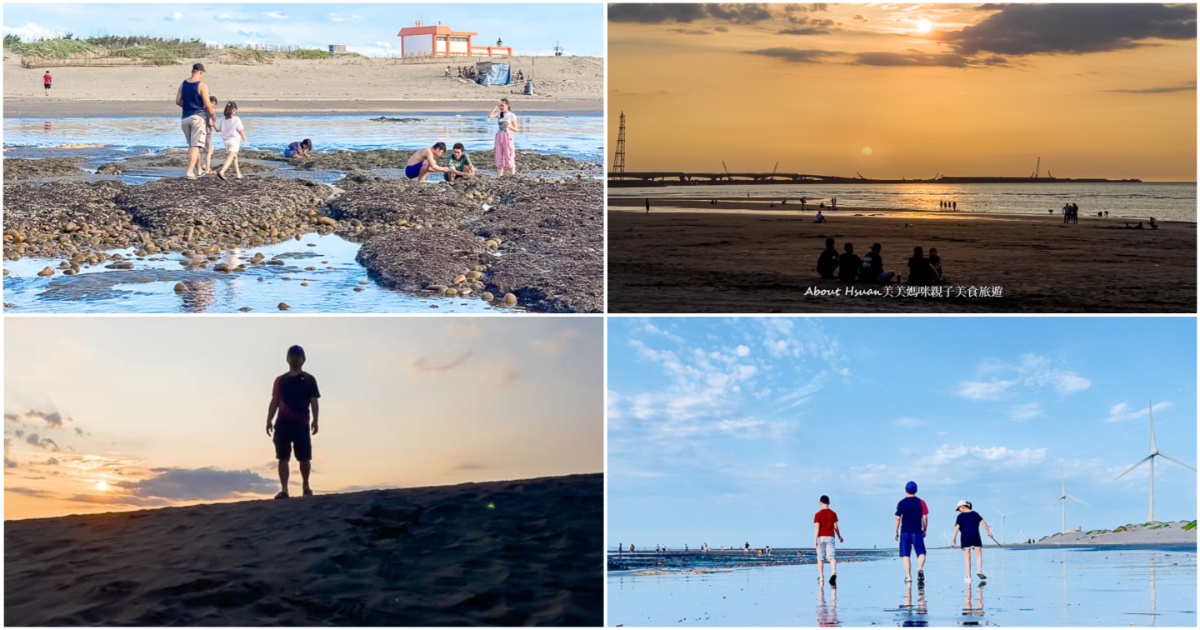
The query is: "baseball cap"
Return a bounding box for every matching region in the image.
[955,500,972,511]
[287,345,305,357]
[905,481,918,494]
[192,62,206,73]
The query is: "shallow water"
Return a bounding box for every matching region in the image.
[610,182,1197,223]
[4,113,603,162]
[3,232,509,314]
[607,547,1196,626]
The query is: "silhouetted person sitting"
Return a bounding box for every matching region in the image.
[815,210,827,223]
[860,243,896,284]
[927,247,944,282]
[267,345,321,499]
[817,238,840,279]
[1149,217,1158,230]
[907,246,939,286]
[838,243,861,283]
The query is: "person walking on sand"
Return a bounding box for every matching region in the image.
[266,345,321,499]
[815,495,844,587]
[645,198,651,213]
[952,500,993,584]
[489,98,520,176]
[203,95,219,175]
[175,63,217,179]
[895,481,928,584]
[404,143,458,182]
[43,71,52,97]
[216,101,249,180]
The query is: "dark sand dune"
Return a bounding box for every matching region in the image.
[5,474,602,626]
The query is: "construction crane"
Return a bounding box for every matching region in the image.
[613,112,626,174]
[722,160,730,181]
[1031,156,1040,179]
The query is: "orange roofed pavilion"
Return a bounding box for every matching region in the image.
[397,19,512,57]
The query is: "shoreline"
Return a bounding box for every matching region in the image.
[5,98,602,118]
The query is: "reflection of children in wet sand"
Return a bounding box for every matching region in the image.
[404,143,459,182]
[952,500,993,583]
[816,587,839,627]
[266,345,321,499]
[962,583,985,618]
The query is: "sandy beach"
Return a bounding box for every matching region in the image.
[607,202,1197,313]
[3,55,602,117]
[4,473,603,626]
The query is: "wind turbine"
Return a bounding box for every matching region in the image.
[996,509,1017,545]
[1047,465,1088,535]
[1114,402,1197,523]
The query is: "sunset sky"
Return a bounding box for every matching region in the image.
[609,3,1197,181]
[5,317,603,520]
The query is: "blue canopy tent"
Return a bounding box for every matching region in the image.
[475,62,511,87]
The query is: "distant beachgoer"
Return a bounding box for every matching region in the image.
[630,543,636,553]
[814,494,844,587]
[927,247,943,281]
[43,71,52,96]
[895,480,927,584]
[447,142,474,181]
[1149,217,1158,230]
[831,197,837,210]
[1062,204,1070,224]
[285,139,312,159]
[907,246,939,286]
[838,243,861,283]
[860,243,896,284]
[645,198,651,213]
[1104,211,1109,218]
[489,98,520,176]
[203,95,219,175]
[685,543,689,552]
[267,345,321,499]
[618,543,624,555]
[952,201,957,211]
[445,65,452,78]
[216,101,249,181]
[175,62,217,179]
[817,238,840,279]
[815,210,827,223]
[744,542,750,555]
[404,142,455,182]
[801,196,808,210]
[820,202,826,209]
[952,500,993,583]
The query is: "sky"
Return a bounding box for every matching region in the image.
[609,3,1198,181]
[4,317,603,520]
[1,3,604,57]
[608,317,1198,550]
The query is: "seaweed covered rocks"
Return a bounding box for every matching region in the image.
[3,181,135,259]
[96,154,277,176]
[356,227,490,293]
[326,178,486,230]
[4,157,88,181]
[116,177,333,248]
[283,148,596,174]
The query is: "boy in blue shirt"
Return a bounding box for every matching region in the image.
[894,480,927,584]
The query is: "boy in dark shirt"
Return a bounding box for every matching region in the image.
[838,243,861,283]
[267,345,321,499]
[952,500,993,583]
[860,243,896,284]
[817,238,840,279]
[894,481,927,584]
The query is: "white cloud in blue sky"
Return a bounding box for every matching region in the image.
[3,4,603,57]
[608,317,1196,549]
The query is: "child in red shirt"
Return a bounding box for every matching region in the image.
[814,494,845,587]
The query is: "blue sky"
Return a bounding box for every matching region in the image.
[608,317,1198,550]
[2,3,603,57]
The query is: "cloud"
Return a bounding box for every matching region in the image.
[746,47,840,63]
[409,351,472,374]
[670,28,713,36]
[1018,354,1090,394]
[894,417,928,428]
[5,486,51,498]
[735,345,750,357]
[1104,401,1172,424]
[851,51,969,68]
[609,3,783,25]
[779,28,831,36]
[328,13,363,23]
[263,11,287,20]
[443,321,483,338]
[533,329,583,358]
[852,14,868,23]
[957,379,1016,400]
[1009,402,1044,422]
[164,11,183,22]
[5,409,71,428]
[931,444,1046,467]
[117,467,276,500]
[944,3,1196,57]
[24,434,60,452]
[1,23,65,41]
[643,321,684,343]
[238,30,265,39]
[1105,81,1197,94]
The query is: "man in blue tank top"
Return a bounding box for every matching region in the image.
[174,63,216,179]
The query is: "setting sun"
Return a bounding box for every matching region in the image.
[95,480,109,492]
[917,18,933,33]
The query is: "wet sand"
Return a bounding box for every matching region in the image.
[607,203,1197,313]
[608,546,1196,626]
[5,474,603,626]
[5,98,601,118]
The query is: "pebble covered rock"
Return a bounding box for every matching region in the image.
[356,227,490,292]
[3,181,136,259]
[4,157,89,181]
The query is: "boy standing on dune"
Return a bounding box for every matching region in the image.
[814,495,844,587]
[267,345,321,499]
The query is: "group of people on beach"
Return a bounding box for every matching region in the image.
[178,64,520,182]
[1060,202,1081,224]
[939,199,958,211]
[817,239,945,286]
